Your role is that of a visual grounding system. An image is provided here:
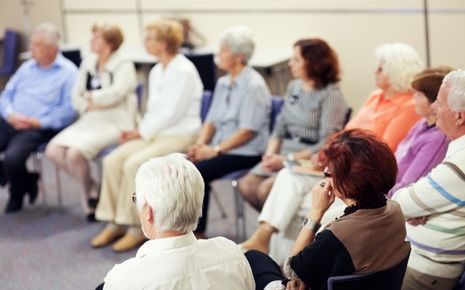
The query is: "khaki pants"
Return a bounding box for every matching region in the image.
[402,267,459,290]
[95,135,196,225]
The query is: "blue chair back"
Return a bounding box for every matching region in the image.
[270,96,284,132]
[328,252,410,290]
[200,90,213,122]
[185,53,216,92]
[0,29,19,76]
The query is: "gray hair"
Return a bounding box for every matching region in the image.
[375,43,424,92]
[219,25,255,64]
[135,153,204,234]
[443,69,465,112]
[33,22,61,46]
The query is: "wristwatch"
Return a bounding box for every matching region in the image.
[302,216,321,234]
[213,145,222,155]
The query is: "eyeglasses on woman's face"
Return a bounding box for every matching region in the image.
[323,167,332,178]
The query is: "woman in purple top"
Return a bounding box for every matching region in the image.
[388,67,452,196]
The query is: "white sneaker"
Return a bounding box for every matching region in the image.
[264,280,285,290]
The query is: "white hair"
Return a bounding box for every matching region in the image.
[33,22,61,46]
[135,153,205,234]
[219,25,255,64]
[375,43,424,92]
[443,69,465,112]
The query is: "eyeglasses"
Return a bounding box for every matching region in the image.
[323,167,332,178]
[132,192,137,204]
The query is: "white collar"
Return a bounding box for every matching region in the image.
[136,232,197,258]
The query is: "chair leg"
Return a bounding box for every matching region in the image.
[31,153,49,212]
[54,164,63,213]
[211,189,227,219]
[232,179,246,241]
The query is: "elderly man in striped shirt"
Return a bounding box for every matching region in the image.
[393,69,465,290]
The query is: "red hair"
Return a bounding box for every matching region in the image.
[320,129,397,208]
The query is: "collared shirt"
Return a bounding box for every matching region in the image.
[103,232,255,290]
[272,80,347,154]
[388,119,449,196]
[206,66,271,156]
[392,134,465,278]
[345,90,420,151]
[0,53,77,129]
[139,54,203,140]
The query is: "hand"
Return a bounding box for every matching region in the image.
[7,114,41,130]
[262,153,284,172]
[309,177,335,220]
[194,145,218,162]
[407,216,428,226]
[119,130,141,144]
[187,144,202,162]
[286,279,306,290]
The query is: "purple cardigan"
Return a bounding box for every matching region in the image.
[388,119,449,197]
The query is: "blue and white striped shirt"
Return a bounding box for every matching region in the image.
[0,53,77,129]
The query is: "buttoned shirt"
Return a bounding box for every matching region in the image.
[103,232,255,290]
[0,53,77,129]
[345,90,420,151]
[205,66,271,156]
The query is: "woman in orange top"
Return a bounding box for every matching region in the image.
[346,42,424,151]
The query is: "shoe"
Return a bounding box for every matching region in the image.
[112,232,147,253]
[86,213,97,223]
[26,173,40,205]
[4,198,23,213]
[87,197,99,210]
[91,226,126,248]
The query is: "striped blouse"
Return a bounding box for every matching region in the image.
[272,80,348,154]
[392,134,465,278]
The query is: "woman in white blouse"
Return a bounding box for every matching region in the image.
[46,23,138,221]
[90,18,203,252]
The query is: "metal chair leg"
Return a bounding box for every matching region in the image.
[232,179,246,241]
[54,164,63,212]
[211,190,227,219]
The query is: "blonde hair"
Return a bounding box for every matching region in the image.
[91,22,124,52]
[146,18,183,55]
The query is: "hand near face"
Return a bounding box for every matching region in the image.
[310,177,335,217]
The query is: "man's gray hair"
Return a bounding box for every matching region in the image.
[219,25,255,64]
[135,153,204,234]
[443,70,465,112]
[33,22,61,46]
[375,43,424,92]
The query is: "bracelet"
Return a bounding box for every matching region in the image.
[302,216,321,234]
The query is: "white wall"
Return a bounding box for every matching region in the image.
[1,0,465,112]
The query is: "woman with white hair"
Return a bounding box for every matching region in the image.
[187,25,271,238]
[46,23,138,221]
[345,42,424,151]
[97,154,255,290]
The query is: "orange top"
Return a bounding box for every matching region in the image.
[345,90,420,152]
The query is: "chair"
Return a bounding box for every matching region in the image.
[61,48,82,67]
[327,251,410,290]
[185,53,216,92]
[30,143,64,212]
[0,29,20,76]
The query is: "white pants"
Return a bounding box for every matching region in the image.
[258,168,346,265]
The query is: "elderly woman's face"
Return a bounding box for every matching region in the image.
[144,31,165,57]
[288,46,306,80]
[375,61,391,91]
[413,90,434,118]
[217,44,239,72]
[90,31,110,55]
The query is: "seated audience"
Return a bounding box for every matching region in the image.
[238,38,348,211]
[245,129,410,290]
[187,26,271,238]
[393,69,465,290]
[91,18,203,252]
[0,22,77,213]
[46,23,138,221]
[97,154,255,290]
[241,45,430,263]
